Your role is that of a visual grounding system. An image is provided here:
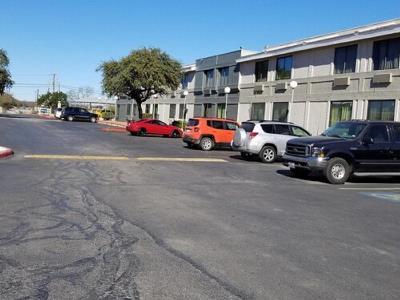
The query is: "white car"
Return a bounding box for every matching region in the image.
[54,108,63,119]
[232,121,311,163]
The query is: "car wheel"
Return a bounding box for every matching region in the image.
[171,130,180,138]
[139,128,146,136]
[259,145,276,163]
[67,115,74,122]
[90,117,97,123]
[200,137,214,151]
[240,152,250,160]
[324,157,350,184]
[290,168,311,178]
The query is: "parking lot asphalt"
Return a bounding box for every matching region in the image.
[0,116,400,299]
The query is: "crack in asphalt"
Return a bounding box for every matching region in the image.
[0,161,140,299]
[0,160,249,300]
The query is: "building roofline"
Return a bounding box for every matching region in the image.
[237,18,400,63]
[196,48,257,62]
[182,63,196,72]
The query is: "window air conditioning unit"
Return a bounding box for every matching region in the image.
[171,91,176,98]
[203,88,212,96]
[275,82,288,91]
[373,73,392,84]
[254,84,264,93]
[333,77,350,87]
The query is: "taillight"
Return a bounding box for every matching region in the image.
[249,132,258,139]
[194,127,200,132]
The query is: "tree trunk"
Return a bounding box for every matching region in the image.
[136,100,143,119]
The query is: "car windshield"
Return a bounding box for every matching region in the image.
[322,122,366,139]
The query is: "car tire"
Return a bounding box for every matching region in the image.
[171,130,180,138]
[129,131,136,136]
[90,117,97,123]
[200,137,214,151]
[67,115,74,122]
[259,145,276,163]
[324,157,350,184]
[139,128,146,136]
[290,168,311,178]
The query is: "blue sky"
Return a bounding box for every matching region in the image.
[1,0,399,101]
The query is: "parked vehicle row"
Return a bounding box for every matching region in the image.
[57,111,399,185]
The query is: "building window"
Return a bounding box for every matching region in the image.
[204,69,214,88]
[329,101,353,126]
[179,104,185,119]
[255,60,268,82]
[126,104,131,116]
[276,56,292,80]
[169,104,176,118]
[272,102,288,122]
[367,100,395,121]
[154,104,159,117]
[373,38,400,70]
[217,103,226,118]
[218,67,229,87]
[181,73,192,89]
[145,104,150,114]
[334,45,357,74]
[251,103,265,120]
[203,103,213,117]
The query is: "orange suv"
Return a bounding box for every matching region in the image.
[182,117,239,151]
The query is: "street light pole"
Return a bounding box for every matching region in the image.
[288,81,298,122]
[224,86,231,119]
[182,90,189,129]
[153,94,158,119]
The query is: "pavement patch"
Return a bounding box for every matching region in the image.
[136,157,228,162]
[24,155,129,160]
[360,192,400,203]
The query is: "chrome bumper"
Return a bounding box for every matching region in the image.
[283,154,328,170]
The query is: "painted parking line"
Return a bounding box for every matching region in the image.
[24,155,129,160]
[339,187,400,190]
[136,157,228,162]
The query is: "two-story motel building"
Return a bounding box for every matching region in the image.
[117,19,400,135]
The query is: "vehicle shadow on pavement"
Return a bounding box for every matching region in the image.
[276,169,327,183]
[277,169,400,185]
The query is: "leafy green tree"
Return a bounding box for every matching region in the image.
[98,48,182,119]
[37,91,68,110]
[0,49,13,95]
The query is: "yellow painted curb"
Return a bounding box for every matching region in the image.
[136,157,227,162]
[24,155,129,160]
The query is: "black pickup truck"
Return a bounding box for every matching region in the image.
[283,120,400,184]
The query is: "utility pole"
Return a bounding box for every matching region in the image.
[36,89,39,101]
[52,73,56,93]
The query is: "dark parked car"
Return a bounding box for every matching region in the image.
[61,107,98,123]
[283,120,400,184]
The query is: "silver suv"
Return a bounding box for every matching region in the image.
[232,121,311,163]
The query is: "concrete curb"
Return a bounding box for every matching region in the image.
[98,120,126,128]
[0,146,14,159]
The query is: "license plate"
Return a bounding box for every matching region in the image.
[288,162,295,168]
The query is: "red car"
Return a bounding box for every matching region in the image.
[126,119,182,138]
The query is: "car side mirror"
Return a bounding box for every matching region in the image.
[362,136,374,145]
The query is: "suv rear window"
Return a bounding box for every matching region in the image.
[240,122,255,132]
[207,120,224,129]
[188,119,199,126]
[261,124,274,133]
